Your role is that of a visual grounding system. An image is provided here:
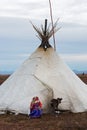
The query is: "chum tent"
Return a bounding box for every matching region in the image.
[0,20,87,114]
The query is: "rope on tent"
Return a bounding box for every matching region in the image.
[32,74,53,97]
[49,0,56,51]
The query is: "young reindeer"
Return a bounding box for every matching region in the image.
[50,98,62,114]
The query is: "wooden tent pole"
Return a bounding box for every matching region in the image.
[49,0,56,51]
[44,19,47,36]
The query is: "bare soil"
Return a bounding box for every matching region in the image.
[0,74,87,130]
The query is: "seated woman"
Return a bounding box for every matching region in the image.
[29,96,42,118]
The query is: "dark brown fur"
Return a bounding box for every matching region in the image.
[50,98,62,113]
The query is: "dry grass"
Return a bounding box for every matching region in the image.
[0,74,9,85]
[0,112,87,130]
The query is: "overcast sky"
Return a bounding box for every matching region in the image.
[0,0,87,25]
[0,0,87,73]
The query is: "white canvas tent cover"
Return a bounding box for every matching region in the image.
[0,20,87,114]
[0,47,87,114]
